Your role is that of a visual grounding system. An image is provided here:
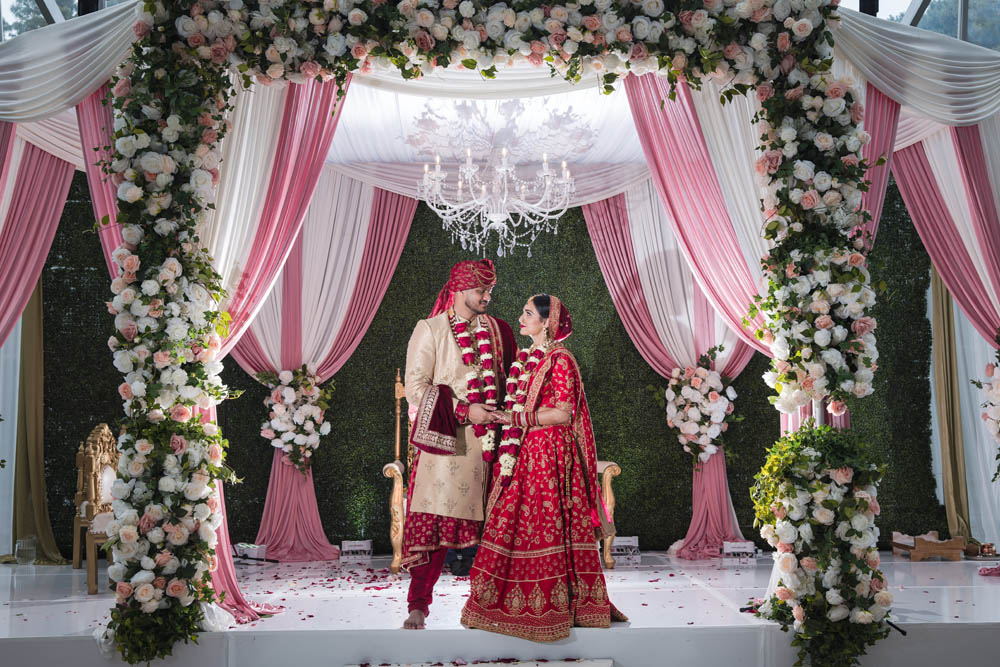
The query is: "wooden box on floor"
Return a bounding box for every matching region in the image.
[891,531,966,562]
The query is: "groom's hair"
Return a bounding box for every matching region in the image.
[531,294,551,319]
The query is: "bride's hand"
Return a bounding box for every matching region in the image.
[493,411,512,425]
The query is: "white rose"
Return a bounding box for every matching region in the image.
[146,527,165,544]
[347,8,367,25]
[850,513,871,531]
[874,591,893,607]
[775,520,798,544]
[117,182,143,203]
[823,97,847,117]
[158,477,177,493]
[189,169,213,193]
[458,0,475,17]
[850,608,874,624]
[108,562,126,582]
[814,132,835,152]
[826,589,845,605]
[814,328,832,347]
[133,582,156,603]
[827,604,849,622]
[812,506,835,525]
[813,172,833,192]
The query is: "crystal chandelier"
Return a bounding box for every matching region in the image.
[416,148,575,257]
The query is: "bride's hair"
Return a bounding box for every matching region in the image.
[531,294,551,319]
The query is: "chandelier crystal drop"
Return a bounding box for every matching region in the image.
[416,148,575,258]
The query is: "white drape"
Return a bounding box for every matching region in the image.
[247,168,374,368]
[0,319,21,554]
[832,9,1000,125]
[202,80,287,304]
[16,110,86,170]
[0,138,27,235]
[953,301,1000,546]
[0,0,137,122]
[624,179,743,370]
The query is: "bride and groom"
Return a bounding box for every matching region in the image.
[401,259,626,642]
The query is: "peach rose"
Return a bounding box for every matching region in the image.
[847,253,866,267]
[852,317,877,336]
[112,78,131,98]
[582,15,601,31]
[133,21,150,38]
[201,128,218,144]
[866,551,880,568]
[800,189,820,209]
[776,32,791,52]
[300,61,321,79]
[154,551,173,567]
[188,33,206,47]
[169,434,187,455]
[792,604,806,622]
[755,150,783,176]
[116,582,133,599]
[122,254,141,274]
[629,42,648,61]
[785,85,804,101]
[207,443,223,465]
[153,576,166,590]
[826,81,848,99]
[153,350,171,369]
[851,102,865,124]
[118,383,134,400]
[776,586,794,600]
[815,315,834,329]
[777,542,794,553]
[827,400,848,417]
[166,578,188,598]
[800,557,818,571]
[138,513,156,534]
[170,404,192,423]
[756,83,774,102]
[121,321,139,341]
[830,466,854,485]
[772,504,787,519]
[841,155,860,168]
[691,377,703,389]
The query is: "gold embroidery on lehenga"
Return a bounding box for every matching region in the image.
[505,586,526,614]
[551,580,569,611]
[592,577,607,603]
[479,579,499,608]
[528,584,546,615]
[574,577,590,602]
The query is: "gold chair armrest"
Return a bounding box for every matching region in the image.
[597,461,621,569]
[383,461,406,574]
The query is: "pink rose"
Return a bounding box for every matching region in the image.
[848,252,866,267]
[208,444,223,465]
[118,382,134,400]
[166,578,188,598]
[776,586,794,600]
[190,3,203,16]
[708,391,720,402]
[825,83,848,102]
[800,557,818,572]
[756,83,774,102]
[170,404,192,423]
[413,30,433,53]
[827,400,848,417]
[529,40,546,54]
[852,317,877,336]
[851,102,865,124]
[153,576,167,590]
[210,41,229,65]
[830,466,854,485]
[148,409,165,424]
[133,21,150,38]
[866,551,881,568]
[870,576,885,592]
[780,54,796,74]
[300,61,321,79]
[138,513,155,534]
[153,350,171,369]
[762,330,775,345]
[256,74,274,86]
[777,542,794,553]
[121,321,139,341]
[442,0,457,7]
[678,10,694,28]
[116,582,133,599]
[776,32,791,52]
[800,189,820,210]
[986,363,996,378]
[792,605,806,622]
[581,15,601,31]
[154,551,173,567]
[755,150,783,176]
[751,7,771,22]
[170,434,187,455]
[671,53,687,70]
[261,428,276,439]
[869,498,880,515]
[122,254,141,274]
[188,33,206,48]
[841,155,860,168]
[723,42,741,59]
[112,78,131,98]
[772,504,787,519]
[785,86,804,101]
[815,315,834,329]
[801,376,816,391]
[206,496,219,512]
[615,26,633,43]
[785,264,799,278]
[690,377,703,389]
[201,128,218,144]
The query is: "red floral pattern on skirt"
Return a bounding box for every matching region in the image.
[402,450,481,570]
[460,352,625,642]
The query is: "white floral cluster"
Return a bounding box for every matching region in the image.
[758,244,878,414]
[757,447,891,633]
[259,368,332,473]
[665,364,738,464]
[973,358,1000,481]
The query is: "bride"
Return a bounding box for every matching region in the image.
[461,294,626,641]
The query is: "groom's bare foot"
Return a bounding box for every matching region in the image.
[403,610,426,629]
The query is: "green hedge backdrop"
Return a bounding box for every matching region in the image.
[41,172,947,557]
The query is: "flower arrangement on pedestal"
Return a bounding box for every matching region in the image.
[650,345,740,465]
[750,423,891,667]
[256,365,334,474]
[105,0,880,661]
[971,330,1000,481]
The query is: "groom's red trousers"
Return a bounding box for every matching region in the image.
[407,548,448,616]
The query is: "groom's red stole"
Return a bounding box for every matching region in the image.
[409,385,462,456]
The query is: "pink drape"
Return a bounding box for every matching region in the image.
[220,75,351,359]
[243,187,416,562]
[858,84,902,245]
[893,142,1000,345]
[314,187,417,381]
[75,83,122,277]
[0,122,16,202]
[624,74,768,356]
[581,191,749,559]
[0,142,74,347]
[780,401,851,434]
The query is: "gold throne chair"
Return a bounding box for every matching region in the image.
[72,423,119,594]
[382,370,622,572]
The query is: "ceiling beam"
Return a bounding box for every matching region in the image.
[33,0,66,23]
[902,0,931,26]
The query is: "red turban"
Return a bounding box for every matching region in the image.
[429,259,497,317]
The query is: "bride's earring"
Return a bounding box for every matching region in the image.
[542,327,551,348]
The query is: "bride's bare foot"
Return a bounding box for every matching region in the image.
[403,610,426,629]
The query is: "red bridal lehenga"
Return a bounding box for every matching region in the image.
[461,326,627,641]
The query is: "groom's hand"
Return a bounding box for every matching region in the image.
[468,404,498,424]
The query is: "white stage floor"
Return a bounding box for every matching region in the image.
[2,552,999,666]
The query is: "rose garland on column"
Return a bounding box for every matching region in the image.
[751,424,891,667]
[971,331,1000,481]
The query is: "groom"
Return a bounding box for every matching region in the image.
[401,259,515,630]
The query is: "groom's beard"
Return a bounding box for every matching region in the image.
[466,297,491,315]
